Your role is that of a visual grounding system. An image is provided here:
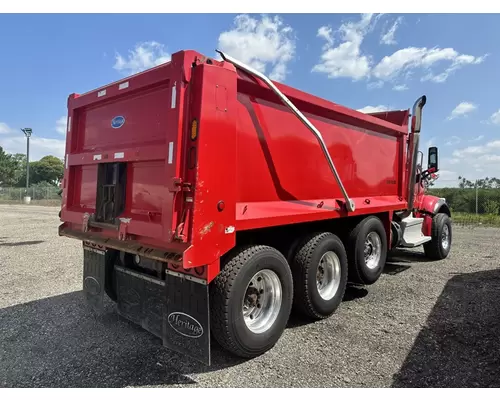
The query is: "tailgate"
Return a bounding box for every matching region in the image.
[60,61,186,250]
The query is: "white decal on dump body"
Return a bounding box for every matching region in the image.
[65,154,68,169]
[93,154,102,161]
[97,89,106,97]
[225,226,235,234]
[168,142,174,164]
[171,82,177,109]
[114,152,124,159]
[119,81,129,90]
[67,116,71,133]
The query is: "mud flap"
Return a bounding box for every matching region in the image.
[115,266,166,338]
[163,272,211,366]
[82,247,106,315]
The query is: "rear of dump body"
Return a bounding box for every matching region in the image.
[59,49,412,283]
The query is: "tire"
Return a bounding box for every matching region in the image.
[346,216,388,285]
[210,245,293,359]
[291,232,348,320]
[424,213,452,260]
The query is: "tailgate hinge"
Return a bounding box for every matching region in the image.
[169,177,193,193]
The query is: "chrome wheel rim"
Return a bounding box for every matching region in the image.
[364,232,382,270]
[441,224,450,250]
[242,269,282,334]
[316,251,342,301]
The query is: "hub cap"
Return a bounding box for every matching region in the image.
[364,232,382,270]
[242,269,282,334]
[441,224,450,250]
[316,251,342,301]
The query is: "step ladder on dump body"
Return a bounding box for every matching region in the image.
[399,216,432,248]
[216,50,356,213]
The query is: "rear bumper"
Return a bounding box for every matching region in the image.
[59,223,183,267]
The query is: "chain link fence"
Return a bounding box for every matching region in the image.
[0,186,61,206]
[2,180,499,226]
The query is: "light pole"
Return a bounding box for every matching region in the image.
[21,128,32,197]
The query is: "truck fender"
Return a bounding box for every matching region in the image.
[432,198,451,217]
[418,196,451,237]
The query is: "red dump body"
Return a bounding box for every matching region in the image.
[59,49,413,282]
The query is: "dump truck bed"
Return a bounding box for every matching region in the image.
[59,49,411,273]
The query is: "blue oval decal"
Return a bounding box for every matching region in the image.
[111,116,125,129]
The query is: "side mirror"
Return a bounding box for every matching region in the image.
[428,146,438,171]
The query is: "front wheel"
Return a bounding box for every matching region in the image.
[424,213,452,260]
[210,245,293,359]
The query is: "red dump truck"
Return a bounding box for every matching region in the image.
[58,49,452,365]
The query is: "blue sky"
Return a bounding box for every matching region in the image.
[1,13,499,187]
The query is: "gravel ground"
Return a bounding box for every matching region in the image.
[1,204,500,388]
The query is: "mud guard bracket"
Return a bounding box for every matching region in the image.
[163,271,211,366]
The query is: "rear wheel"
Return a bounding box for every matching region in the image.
[347,216,388,285]
[424,213,452,260]
[210,245,293,358]
[291,232,348,320]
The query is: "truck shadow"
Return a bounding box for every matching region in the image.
[0,291,245,388]
[0,240,45,247]
[287,285,368,329]
[392,268,500,387]
[383,249,429,276]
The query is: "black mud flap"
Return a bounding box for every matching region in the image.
[82,247,107,315]
[163,272,211,366]
[113,265,211,365]
[115,266,165,339]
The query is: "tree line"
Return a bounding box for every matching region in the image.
[428,175,500,215]
[0,146,64,189]
[1,145,499,215]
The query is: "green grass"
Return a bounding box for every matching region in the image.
[451,212,500,227]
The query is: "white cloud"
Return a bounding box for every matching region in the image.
[420,53,487,83]
[0,122,65,161]
[317,26,333,47]
[489,109,500,125]
[445,136,461,146]
[217,14,296,82]
[436,169,459,182]
[446,102,477,120]
[380,16,403,45]
[0,122,17,135]
[393,84,408,91]
[314,14,486,87]
[372,47,486,83]
[56,116,67,135]
[113,41,171,76]
[453,140,500,159]
[367,81,384,90]
[445,158,460,165]
[434,140,500,185]
[313,13,378,81]
[357,105,389,113]
[425,136,436,148]
[470,135,484,142]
